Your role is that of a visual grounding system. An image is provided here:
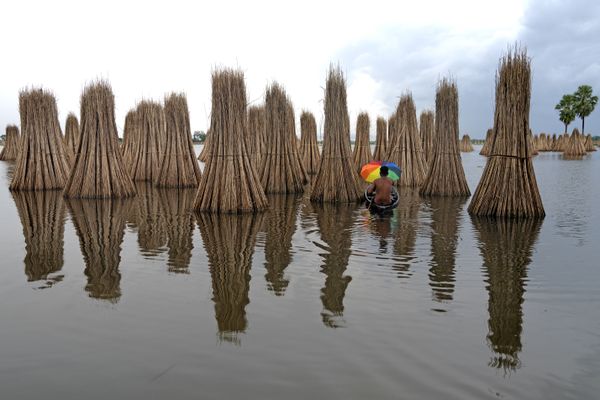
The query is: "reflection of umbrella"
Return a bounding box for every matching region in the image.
[360,161,401,182]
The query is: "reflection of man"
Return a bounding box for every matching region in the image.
[367,166,393,205]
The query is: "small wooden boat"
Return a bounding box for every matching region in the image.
[365,186,399,214]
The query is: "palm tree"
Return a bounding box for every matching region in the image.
[572,85,598,134]
[555,94,576,134]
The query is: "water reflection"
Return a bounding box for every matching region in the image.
[392,189,421,279]
[12,190,66,288]
[127,183,168,257]
[157,188,196,273]
[67,198,132,302]
[197,212,265,344]
[314,202,357,328]
[472,216,542,372]
[427,197,466,305]
[262,194,301,296]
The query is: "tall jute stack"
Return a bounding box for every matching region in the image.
[472,216,542,371]
[386,113,399,159]
[352,112,372,172]
[259,83,307,193]
[10,89,70,190]
[120,109,137,161]
[563,128,586,157]
[584,134,596,151]
[156,93,202,188]
[0,125,20,161]
[198,212,264,344]
[460,134,474,152]
[310,66,362,203]
[194,69,268,213]
[128,100,166,182]
[372,116,387,161]
[64,81,136,198]
[299,110,321,174]
[12,190,66,283]
[263,194,300,296]
[67,198,131,302]
[64,113,80,156]
[198,130,211,162]
[248,105,266,168]
[158,188,196,273]
[420,79,470,197]
[388,93,427,187]
[468,48,545,218]
[419,110,435,163]
[480,128,493,156]
[529,129,539,156]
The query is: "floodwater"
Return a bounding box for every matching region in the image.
[0,145,599,400]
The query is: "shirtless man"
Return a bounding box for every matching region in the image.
[367,166,393,205]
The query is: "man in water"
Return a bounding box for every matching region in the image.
[367,165,393,205]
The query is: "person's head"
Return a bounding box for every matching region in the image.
[380,166,389,177]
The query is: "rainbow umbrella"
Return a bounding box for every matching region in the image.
[360,161,401,183]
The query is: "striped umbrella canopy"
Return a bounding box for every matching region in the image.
[360,161,401,183]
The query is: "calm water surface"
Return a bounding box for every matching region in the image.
[0,145,599,399]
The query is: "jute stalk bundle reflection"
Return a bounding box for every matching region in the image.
[156,93,202,188]
[64,80,136,198]
[64,113,80,156]
[194,69,268,213]
[299,110,321,174]
[419,110,434,163]
[0,125,20,161]
[372,116,387,161]
[310,66,362,203]
[352,112,372,172]
[10,88,70,190]
[157,188,196,273]
[468,48,544,218]
[259,83,307,193]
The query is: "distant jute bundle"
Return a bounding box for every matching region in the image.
[64,80,136,198]
[372,116,387,161]
[419,110,434,163]
[156,93,202,187]
[563,128,586,157]
[310,66,362,203]
[10,88,71,190]
[198,130,211,162]
[388,93,427,187]
[120,109,137,161]
[64,113,80,157]
[460,134,474,152]
[259,83,307,193]
[194,69,268,213]
[468,47,545,218]
[480,128,493,156]
[299,110,321,174]
[248,105,266,168]
[128,100,166,182]
[0,125,20,161]
[352,112,372,172]
[420,78,470,197]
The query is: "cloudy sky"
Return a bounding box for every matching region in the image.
[1,0,598,139]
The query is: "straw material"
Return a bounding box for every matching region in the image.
[584,134,596,151]
[468,48,545,218]
[67,197,132,302]
[480,128,493,156]
[388,93,427,187]
[472,216,542,371]
[314,202,356,328]
[64,113,80,156]
[263,194,300,295]
[121,110,137,160]
[0,125,20,161]
[352,112,373,172]
[194,69,268,213]
[248,105,266,168]
[64,81,136,198]
[198,212,264,344]
[10,88,71,190]
[420,79,469,196]
[198,130,211,162]
[372,116,388,161]
[12,190,66,285]
[259,83,307,193]
[563,128,586,157]
[529,130,539,156]
[460,134,474,152]
[419,110,434,163]
[299,110,321,173]
[158,187,196,273]
[386,113,399,158]
[156,93,202,188]
[310,66,363,203]
[127,101,166,182]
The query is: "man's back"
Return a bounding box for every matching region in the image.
[373,177,393,205]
